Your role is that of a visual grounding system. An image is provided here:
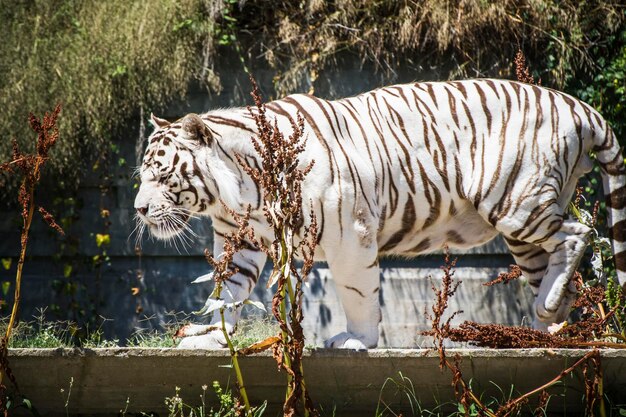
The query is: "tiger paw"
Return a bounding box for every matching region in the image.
[177,334,226,349]
[175,324,227,349]
[323,332,374,350]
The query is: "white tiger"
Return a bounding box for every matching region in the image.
[134,79,626,349]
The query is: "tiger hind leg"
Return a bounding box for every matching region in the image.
[503,238,578,330]
[503,238,549,292]
[503,219,590,330]
[532,220,590,328]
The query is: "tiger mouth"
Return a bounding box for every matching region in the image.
[145,211,191,240]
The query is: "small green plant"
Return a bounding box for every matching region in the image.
[80,328,119,349]
[0,311,74,349]
[61,377,73,417]
[164,382,266,417]
[201,205,262,416]
[127,328,177,348]
[375,372,420,417]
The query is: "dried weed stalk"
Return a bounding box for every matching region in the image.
[514,49,536,84]
[422,248,492,415]
[583,352,604,417]
[237,77,318,417]
[483,264,522,287]
[423,247,461,369]
[203,204,258,416]
[423,247,609,415]
[0,105,64,413]
[193,78,317,416]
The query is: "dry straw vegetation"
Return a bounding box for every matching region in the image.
[251,0,623,91]
[1,1,625,191]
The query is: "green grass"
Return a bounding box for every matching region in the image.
[127,328,177,348]
[0,313,278,349]
[159,382,267,417]
[1,311,74,348]
[230,317,279,350]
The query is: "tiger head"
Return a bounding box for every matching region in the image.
[134,113,241,242]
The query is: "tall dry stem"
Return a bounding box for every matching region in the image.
[237,77,318,416]
[0,104,64,410]
[202,204,257,415]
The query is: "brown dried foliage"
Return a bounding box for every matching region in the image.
[423,247,461,369]
[237,77,318,416]
[1,105,64,241]
[237,78,315,252]
[38,206,64,236]
[424,247,612,415]
[448,322,558,349]
[514,49,536,84]
[450,272,616,348]
[204,205,257,286]
[236,336,281,356]
[483,264,522,287]
[233,1,623,95]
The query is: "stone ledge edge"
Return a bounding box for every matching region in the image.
[8,347,626,359]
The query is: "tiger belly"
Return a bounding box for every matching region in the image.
[378,199,499,256]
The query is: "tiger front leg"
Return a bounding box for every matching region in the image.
[177,232,266,349]
[324,244,381,349]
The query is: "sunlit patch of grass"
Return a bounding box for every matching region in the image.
[230,316,280,350]
[2,311,277,350]
[126,328,177,348]
[81,329,119,348]
[0,311,74,349]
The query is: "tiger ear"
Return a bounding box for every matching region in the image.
[150,113,170,129]
[181,113,213,146]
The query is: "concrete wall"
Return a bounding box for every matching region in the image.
[0,57,533,347]
[10,348,626,416]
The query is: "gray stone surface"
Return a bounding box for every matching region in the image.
[9,348,626,416]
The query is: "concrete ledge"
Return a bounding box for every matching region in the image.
[10,348,626,415]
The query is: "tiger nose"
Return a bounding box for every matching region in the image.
[136,206,148,216]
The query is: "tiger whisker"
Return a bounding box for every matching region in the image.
[173,221,195,249]
[168,213,200,239]
[160,216,189,254]
[171,207,201,221]
[131,165,142,179]
[130,214,146,249]
[136,223,146,249]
